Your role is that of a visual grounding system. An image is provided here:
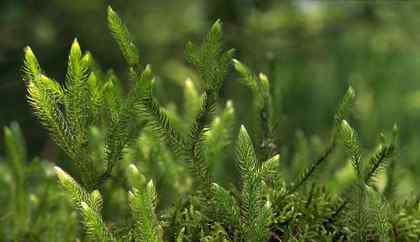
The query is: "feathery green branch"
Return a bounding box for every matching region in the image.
[236,125,272,242]
[80,202,117,242]
[127,164,163,242]
[107,6,140,67]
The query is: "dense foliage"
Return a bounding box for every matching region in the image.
[2,3,420,242]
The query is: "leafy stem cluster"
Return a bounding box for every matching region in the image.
[19,5,419,242]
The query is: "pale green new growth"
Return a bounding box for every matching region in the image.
[23,47,42,82]
[176,228,186,242]
[65,39,90,138]
[340,120,362,175]
[24,36,145,189]
[184,78,201,126]
[55,166,115,240]
[25,48,71,157]
[127,164,162,242]
[233,59,275,159]
[90,190,103,213]
[54,166,93,210]
[236,125,258,176]
[186,20,234,92]
[260,154,280,178]
[233,59,270,111]
[209,125,275,242]
[236,125,272,242]
[334,86,355,133]
[107,6,140,66]
[126,163,145,189]
[80,202,116,242]
[56,163,162,242]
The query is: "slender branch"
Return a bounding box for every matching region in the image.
[288,141,336,194]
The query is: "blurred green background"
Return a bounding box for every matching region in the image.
[2,0,420,182]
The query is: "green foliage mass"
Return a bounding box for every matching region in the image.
[1,5,420,242]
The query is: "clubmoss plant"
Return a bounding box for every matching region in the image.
[19,5,420,242]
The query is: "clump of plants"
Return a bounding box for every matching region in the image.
[17,5,420,242]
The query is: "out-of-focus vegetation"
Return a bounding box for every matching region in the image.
[3,0,420,241]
